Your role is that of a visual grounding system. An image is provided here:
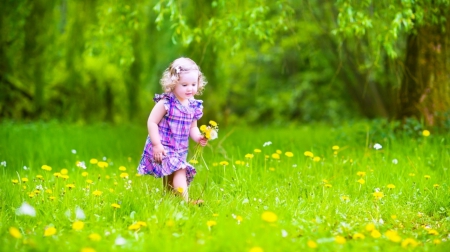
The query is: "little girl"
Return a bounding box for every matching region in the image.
[137,57,208,203]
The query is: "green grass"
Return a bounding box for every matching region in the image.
[0,121,449,252]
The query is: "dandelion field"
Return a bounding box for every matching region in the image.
[1,121,449,252]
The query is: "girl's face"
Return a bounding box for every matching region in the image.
[173,70,199,104]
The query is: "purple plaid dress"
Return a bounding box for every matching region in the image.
[137,92,203,185]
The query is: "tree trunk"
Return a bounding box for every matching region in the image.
[398,18,450,126]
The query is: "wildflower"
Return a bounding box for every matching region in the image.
[119,166,126,171]
[115,236,127,246]
[89,233,102,241]
[111,203,121,209]
[76,161,87,169]
[97,161,108,168]
[417,212,424,217]
[365,223,376,232]
[422,130,430,137]
[335,235,346,244]
[92,190,102,196]
[385,230,401,242]
[41,165,52,171]
[206,220,217,227]
[263,141,272,147]
[61,174,69,180]
[433,239,441,245]
[357,171,366,177]
[219,161,229,166]
[324,184,332,188]
[261,211,277,223]
[340,195,350,201]
[276,150,282,154]
[235,160,244,165]
[209,120,218,127]
[313,156,321,162]
[371,230,381,238]
[245,153,254,159]
[271,153,280,160]
[332,145,339,150]
[373,143,382,150]
[86,179,93,184]
[428,229,439,235]
[61,168,68,175]
[304,151,314,157]
[119,173,129,179]
[401,238,418,248]
[409,173,415,176]
[254,149,261,153]
[80,248,96,252]
[322,179,328,183]
[391,215,397,220]
[392,159,398,164]
[249,247,263,252]
[372,191,384,200]
[9,227,22,239]
[11,179,18,184]
[54,172,61,178]
[353,233,365,240]
[66,184,75,189]
[424,175,431,179]
[284,152,294,157]
[212,213,219,217]
[128,223,141,231]
[82,172,88,177]
[189,159,198,164]
[72,221,84,231]
[21,178,28,183]
[177,187,184,193]
[90,159,98,164]
[49,196,56,201]
[44,227,57,236]
[387,184,395,189]
[433,184,439,189]
[307,240,318,248]
[137,221,147,227]
[16,202,36,217]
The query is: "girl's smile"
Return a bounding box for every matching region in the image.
[173,71,199,105]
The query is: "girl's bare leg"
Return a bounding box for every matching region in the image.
[172,168,188,201]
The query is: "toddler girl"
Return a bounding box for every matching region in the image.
[137,57,208,203]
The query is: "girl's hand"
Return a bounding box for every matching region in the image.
[198,136,208,147]
[153,143,166,163]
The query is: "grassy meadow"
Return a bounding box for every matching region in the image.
[0,121,449,252]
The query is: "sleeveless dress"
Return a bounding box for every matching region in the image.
[137,92,203,185]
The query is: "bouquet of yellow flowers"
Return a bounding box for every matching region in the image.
[189,120,219,169]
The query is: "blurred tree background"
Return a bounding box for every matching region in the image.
[1,0,449,127]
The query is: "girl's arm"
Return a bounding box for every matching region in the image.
[147,100,167,162]
[190,120,208,146]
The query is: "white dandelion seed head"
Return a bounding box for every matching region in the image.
[282,230,288,237]
[115,236,127,246]
[373,143,382,150]
[263,141,272,147]
[209,129,218,140]
[76,206,86,220]
[392,159,398,164]
[23,166,29,170]
[1,161,6,166]
[71,149,77,154]
[16,202,36,217]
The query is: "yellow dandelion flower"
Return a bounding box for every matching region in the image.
[372,191,384,200]
[219,161,229,166]
[428,229,439,235]
[284,152,294,157]
[401,238,418,248]
[304,151,314,157]
[177,187,184,193]
[119,166,126,171]
[353,233,365,240]
[313,156,321,162]
[371,230,381,238]
[11,179,19,184]
[332,145,339,150]
[119,173,129,178]
[307,240,318,249]
[90,159,98,164]
[137,221,147,227]
[357,178,366,185]
[44,227,57,237]
[385,230,401,242]
[387,184,395,189]
[61,174,69,180]
[61,168,68,175]
[424,175,431,179]
[433,239,441,245]
[206,220,217,227]
[92,190,102,196]
[82,172,88,177]
[189,159,198,164]
[165,220,175,227]
[80,248,96,252]
[433,184,439,188]
[21,178,28,183]
[9,227,22,239]
[97,161,108,168]
[261,211,277,223]
[235,160,244,165]
[36,175,44,180]
[271,153,280,160]
[88,233,101,241]
[335,235,346,244]
[109,188,114,193]
[422,130,430,137]
[357,171,366,177]
[212,213,219,217]
[391,215,397,219]
[66,184,75,189]
[365,223,376,232]
[72,221,84,231]
[249,247,263,252]
[269,167,275,171]
[245,153,254,159]
[341,195,350,201]
[254,149,261,153]
[276,150,282,154]
[49,196,56,201]
[128,223,141,231]
[324,184,332,188]
[41,165,52,171]
[111,203,120,209]
[209,120,218,127]
[86,179,93,184]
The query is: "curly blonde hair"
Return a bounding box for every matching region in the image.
[160,57,207,95]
